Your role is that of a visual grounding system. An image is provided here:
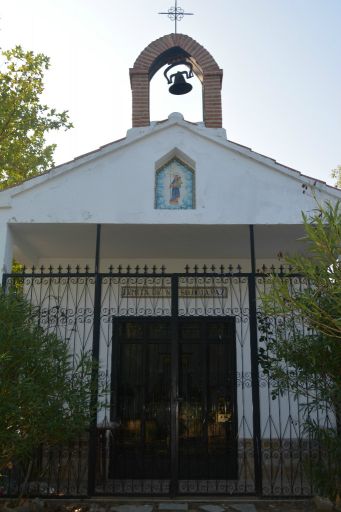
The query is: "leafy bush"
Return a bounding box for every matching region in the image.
[0,290,100,488]
[259,200,341,502]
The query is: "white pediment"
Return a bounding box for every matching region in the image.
[0,113,340,226]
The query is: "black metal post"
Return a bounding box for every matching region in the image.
[87,224,102,496]
[2,272,7,290]
[170,275,179,497]
[248,224,263,495]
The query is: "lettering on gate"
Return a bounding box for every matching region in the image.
[121,286,228,298]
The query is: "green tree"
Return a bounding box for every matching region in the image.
[258,200,341,503]
[332,165,341,189]
[0,290,100,494]
[0,46,72,189]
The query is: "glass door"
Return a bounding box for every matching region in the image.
[178,319,237,480]
[110,317,237,489]
[110,319,171,479]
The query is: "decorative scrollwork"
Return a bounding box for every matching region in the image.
[1,268,326,498]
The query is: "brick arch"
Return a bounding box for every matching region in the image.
[130,34,223,128]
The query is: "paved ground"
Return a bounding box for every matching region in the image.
[65,500,317,512]
[0,499,318,512]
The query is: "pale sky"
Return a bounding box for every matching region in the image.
[1,0,340,185]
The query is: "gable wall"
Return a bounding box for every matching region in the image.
[0,124,338,229]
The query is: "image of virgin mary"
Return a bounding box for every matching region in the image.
[169,175,182,205]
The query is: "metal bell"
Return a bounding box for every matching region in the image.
[169,71,193,95]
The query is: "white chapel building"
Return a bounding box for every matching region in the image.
[0,34,339,498]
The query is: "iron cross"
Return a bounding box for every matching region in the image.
[159,1,194,34]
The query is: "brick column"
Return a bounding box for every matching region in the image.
[130,70,150,127]
[203,72,223,128]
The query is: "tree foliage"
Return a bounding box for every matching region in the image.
[332,165,341,189]
[0,290,99,477]
[0,46,72,189]
[258,200,341,502]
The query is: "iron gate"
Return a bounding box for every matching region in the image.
[2,265,330,497]
[110,316,238,491]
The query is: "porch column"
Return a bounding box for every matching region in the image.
[0,223,13,287]
[87,224,102,496]
[248,224,263,494]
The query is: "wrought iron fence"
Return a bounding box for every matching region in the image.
[1,265,330,497]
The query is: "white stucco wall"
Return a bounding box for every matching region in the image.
[0,115,339,226]
[0,114,340,277]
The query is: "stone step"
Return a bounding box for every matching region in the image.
[159,504,188,512]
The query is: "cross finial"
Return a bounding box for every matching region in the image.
[159,1,194,34]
